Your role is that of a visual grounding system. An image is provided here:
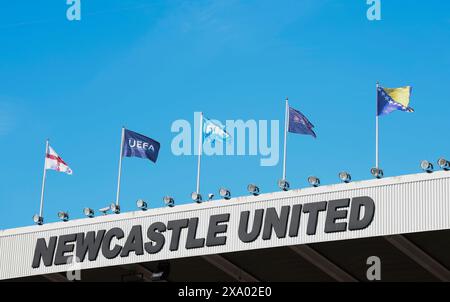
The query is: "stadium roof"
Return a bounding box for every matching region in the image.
[2,171,450,282]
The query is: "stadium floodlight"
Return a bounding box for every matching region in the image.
[110,203,120,214]
[191,192,202,203]
[437,158,450,171]
[308,176,320,187]
[136,199,148,211]
[33,214,43,225]
[57,211,69,222]
[99,206,111,215]
[207,193,214,201]
[247,184,260,196]
[219,188,231,200]
[339,172,352,183]
[420,160,434,173]
[278,179,290,191]
[83,208,94,218]
[163,196,175,207]
[370,167,384,179]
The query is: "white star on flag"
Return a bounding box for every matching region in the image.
[45,146,73,175]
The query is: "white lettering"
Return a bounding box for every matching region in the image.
[66,0,81,21]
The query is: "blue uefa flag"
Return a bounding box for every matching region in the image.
[288,107,317,138]
[123,129,160,163]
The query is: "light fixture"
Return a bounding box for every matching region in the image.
[33,214,43,225]
[83,208,95,218]
[219,188,231,200]
[163,196,175,207]
[191,192,202,203]
[339,172,352,183]
[110,203,120,214]
[247,184,260,196]
[308,176,320,187]
[420,160,434,173]
[207,193,214,201]
[57,211,69,222]
[136,199,147,211]
[278,179,290,191]
[370,167,384,179]
[437,158,450,171]
[99,206,111,215]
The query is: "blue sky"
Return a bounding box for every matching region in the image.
[1,0,449,229]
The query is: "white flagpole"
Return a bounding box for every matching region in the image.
[39,139,49,218]
[115,127,125,207]
[282,98,289,180]
[196,112,203,194]
[376,82,379,169]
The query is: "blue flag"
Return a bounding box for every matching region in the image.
[377,86,414,116]
[123,129,160,163]
[288,107,316,138]
[203,117,231,146]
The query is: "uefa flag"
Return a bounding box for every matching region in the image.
[288,106,317,138]
[377,86,414,116]
[122,129,160,163]
[45,146,73,175]
[203,117,231,146]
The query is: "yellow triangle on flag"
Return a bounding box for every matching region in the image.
[383,86,412,107]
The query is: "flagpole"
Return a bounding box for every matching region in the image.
[39,139,49,218]
[196,112,203,194]
[116,127,125,207]
[282,98,289,180]
[376,82,379,169]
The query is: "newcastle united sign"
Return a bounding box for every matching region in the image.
[2,171,450,280]
[32,197,375,268]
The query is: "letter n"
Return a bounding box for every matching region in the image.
[32,237,58,268]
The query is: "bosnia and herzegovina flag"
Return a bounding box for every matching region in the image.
[377,86,414,116]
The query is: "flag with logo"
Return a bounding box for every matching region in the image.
[288,106,317,138]
[45,146,73,175]
[203,116,231,146]
[123,129,160,163]
[377,86,414,116]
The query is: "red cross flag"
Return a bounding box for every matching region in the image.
[45,146,73,175]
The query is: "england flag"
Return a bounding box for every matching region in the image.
[45,146,73,175]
